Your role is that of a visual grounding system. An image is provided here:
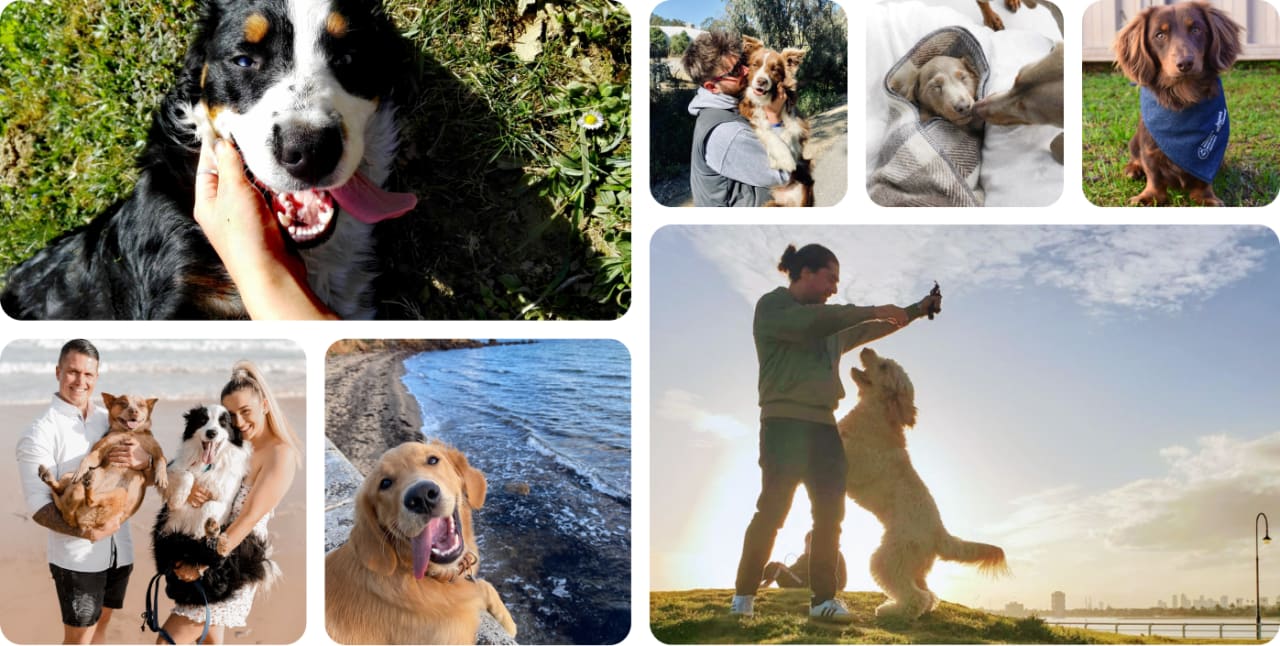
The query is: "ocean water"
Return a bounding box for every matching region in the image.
[401,340,631,645]
[0,339,306,405]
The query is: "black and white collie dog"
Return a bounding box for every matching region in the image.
[161,404,252,539]
[152,405,274,604]
[1,0,413,320]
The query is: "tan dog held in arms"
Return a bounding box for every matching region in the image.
[38,393,167,532]
[326,441,517,645]
[837,348,1008,620]
[974,41,1064,163]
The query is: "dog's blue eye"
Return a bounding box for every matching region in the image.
[379,478,393,490]
[427,456,439,465]
[231,55,255,68]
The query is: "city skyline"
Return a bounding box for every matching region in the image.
[651,225,1280,609]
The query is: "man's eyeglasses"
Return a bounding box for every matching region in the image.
[709,62,746,84]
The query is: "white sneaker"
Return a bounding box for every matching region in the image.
[809,598,854,623]
[729,594,754,617]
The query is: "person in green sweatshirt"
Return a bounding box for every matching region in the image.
[730,242,941,623]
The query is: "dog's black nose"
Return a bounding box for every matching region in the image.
[403,480,441,515]
[272,124,343,184]
[205,429,218,439]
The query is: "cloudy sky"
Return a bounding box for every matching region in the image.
[650,225,1280,611]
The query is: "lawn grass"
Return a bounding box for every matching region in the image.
[651,589,1262,644]
[1082,62,1280,207]
[0,0,630,319]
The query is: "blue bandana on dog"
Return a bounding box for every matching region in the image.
[1139,79,1229,183]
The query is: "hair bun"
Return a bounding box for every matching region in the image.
[777,244,799,274]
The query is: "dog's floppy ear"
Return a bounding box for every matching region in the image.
[882,362,918,429]
[849,366,870,390]
[1200,2,1242,72]
[742,35,763,60]
[888,61,920,102]
[446,446,488,509]
[1113,7,1157,85]
[782,47,807,77]
[350,478,399,577]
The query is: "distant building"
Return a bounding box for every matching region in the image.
[1051,591,1066,618]
[1221,595,1229,608]
[1172,594,1179,609]
[1158,600,1167,609]
[1181,594,1190,609]
[1004,602,1028,618]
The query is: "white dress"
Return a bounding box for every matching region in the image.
[173,482,274,628]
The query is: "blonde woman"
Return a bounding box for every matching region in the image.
[157,361,302,644]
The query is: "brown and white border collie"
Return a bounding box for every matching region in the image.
[1,0,413,319]
[738,36,813,207]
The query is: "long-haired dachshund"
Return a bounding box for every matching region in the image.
[1113,2,1242,206]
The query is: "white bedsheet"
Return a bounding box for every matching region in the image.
[866,0,1063,206]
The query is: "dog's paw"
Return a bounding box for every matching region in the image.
[154,471,168,491]
[38,464,53,484]
[1005,0,1021,11]
[1122,160,1146,180]
[204,518,221,538]
[215,534,231,557]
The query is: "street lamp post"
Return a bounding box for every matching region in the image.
[1258,512,1271,641]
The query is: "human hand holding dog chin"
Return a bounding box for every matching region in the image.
[194,139,338,320]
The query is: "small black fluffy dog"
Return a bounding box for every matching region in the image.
[151,507,272,605]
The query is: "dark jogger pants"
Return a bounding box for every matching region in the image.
[733,417,847,603]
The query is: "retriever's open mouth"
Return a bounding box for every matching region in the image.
[410,506,465,579]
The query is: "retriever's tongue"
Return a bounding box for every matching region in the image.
[411,517,450,579]
[331,172,417,224]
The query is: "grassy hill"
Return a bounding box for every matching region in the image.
[650,589,1260,644]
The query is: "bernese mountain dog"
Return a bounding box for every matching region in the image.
[1,0,414,320]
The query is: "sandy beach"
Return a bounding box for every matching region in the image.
[325,349,422,475]
[0,397,307,645]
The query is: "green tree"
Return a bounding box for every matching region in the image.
[650,26,669,58]
[669,31,692,56]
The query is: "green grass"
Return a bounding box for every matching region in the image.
[0,0,630,319]
[650,589,1262,644]
[1082,62,1280,207]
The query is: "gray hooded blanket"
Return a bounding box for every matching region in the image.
[869,27,989,207]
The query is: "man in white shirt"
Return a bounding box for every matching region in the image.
[16,340,151,644]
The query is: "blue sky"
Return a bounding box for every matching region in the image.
[652,0,726,27]
[650,225,1280,610]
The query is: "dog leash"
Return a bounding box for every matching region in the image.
[143,570,211,644]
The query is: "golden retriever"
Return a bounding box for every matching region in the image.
[38,393,167,532]
[837,348,1008,620]
[326,441,517,644]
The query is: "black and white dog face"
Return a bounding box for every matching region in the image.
[189,0,400,243]
[182,403,244,463]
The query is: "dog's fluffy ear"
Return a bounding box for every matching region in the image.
[1113,7,1157,85]
[888,61,920,102]
[849,366,870,390]
[351,479,399,577]
[1200,2,1242,72]
[446,447,488,509]
[742,35,763,60]
[882,363,918,429]
[782,47,806,76]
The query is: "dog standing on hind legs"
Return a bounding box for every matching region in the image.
[837,348,1008,620]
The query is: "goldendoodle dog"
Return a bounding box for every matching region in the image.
[837,348,1009,619]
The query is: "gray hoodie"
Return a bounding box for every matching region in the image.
[688,88,789,206]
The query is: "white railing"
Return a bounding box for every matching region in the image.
[1046,620,1279,639]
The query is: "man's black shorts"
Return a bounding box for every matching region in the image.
[48,563,133,627]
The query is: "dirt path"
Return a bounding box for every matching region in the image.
[652,101,848,207]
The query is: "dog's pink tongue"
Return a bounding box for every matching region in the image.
[411,517,450,579]
[331,172,417,224]
[201,442,216,465]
